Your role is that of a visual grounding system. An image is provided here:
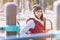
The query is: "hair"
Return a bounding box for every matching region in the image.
[33,5,43,21]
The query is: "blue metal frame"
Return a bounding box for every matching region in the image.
[0,20,20,32]
[2,25,19,32]
[0,32,60,40]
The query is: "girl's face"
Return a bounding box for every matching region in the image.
[34,10,42,19]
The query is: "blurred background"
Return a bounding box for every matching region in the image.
[0,0,60,40]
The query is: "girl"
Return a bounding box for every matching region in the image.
[20,5,46,40]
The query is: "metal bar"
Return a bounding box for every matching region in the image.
[5,33,53,40]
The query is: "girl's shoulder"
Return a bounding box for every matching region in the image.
[26,17,35,23]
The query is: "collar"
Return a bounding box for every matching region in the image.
[33,17,44,25]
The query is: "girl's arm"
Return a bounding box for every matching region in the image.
[20,20,35,37]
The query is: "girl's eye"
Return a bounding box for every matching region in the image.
[37,11,39,12]
[37,11,42,13]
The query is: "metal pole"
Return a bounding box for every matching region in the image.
[5,2,17,36]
